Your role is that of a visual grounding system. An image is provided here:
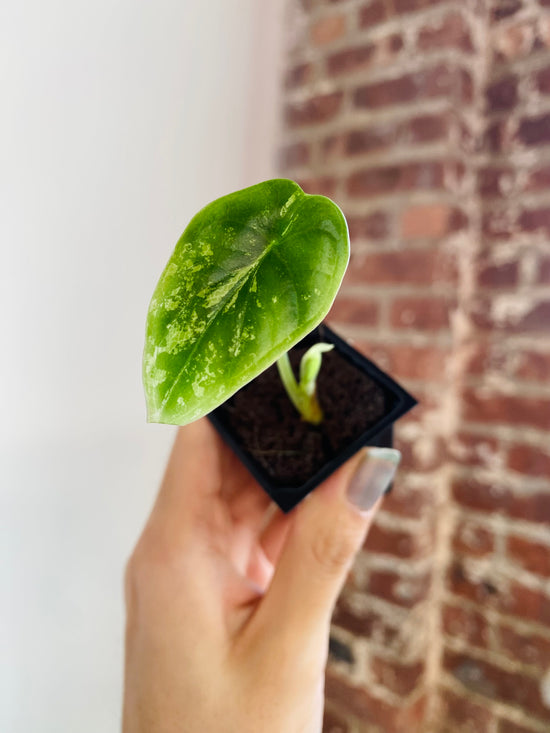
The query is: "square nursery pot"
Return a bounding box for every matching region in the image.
[208,324,417,513]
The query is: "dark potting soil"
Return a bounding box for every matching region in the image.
[214,347,388,487]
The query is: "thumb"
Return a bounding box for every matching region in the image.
[246,447,401,650]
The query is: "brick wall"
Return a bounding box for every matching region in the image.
[278,1,550,731]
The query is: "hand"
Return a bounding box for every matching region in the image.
[123,418,400,733]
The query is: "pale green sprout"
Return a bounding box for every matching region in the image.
[276,343,334,425]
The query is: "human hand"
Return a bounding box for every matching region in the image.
[123,418,400,733]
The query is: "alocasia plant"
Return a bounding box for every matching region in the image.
[143,179,350,426]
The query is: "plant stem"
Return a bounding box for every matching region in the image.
[276,343,333,425]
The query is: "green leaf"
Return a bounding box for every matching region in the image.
[143,179,350,425]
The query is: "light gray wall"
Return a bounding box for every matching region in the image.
[1,1,284,730]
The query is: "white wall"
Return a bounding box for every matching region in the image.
[1,1,284,730]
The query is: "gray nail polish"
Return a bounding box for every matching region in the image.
[347,448,401,512]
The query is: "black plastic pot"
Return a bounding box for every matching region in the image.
[208,324,417,512]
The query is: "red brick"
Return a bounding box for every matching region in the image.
[382,483,434,518]
[441,688,495,733]
[537,255,550,284]
[461,388,550,430]
[499,624,550,670]
[476,261,519,287]
[482,208,514,239]
[358,0,388,27]
[367,569,432,608]
[507,536,550,577]
[295,176,337,197]
[486,75,519,112]
[449,431,500,469]
[514,350,550,382]
[463,343,490,379]
[527,164,550,191]
[395,430,448,472]
[442,603,490,647]
[405,113,449,143]
[326,672,427,731]
[484,119,511,154]
[451,475,507,513]
[518,112,550,145]
[344,123,395,155]
[333,603,401,641]
[478,166,515,197]
[365,523,429,559]
[321,133,343,162]
[354,64,472,109]
[278,2,550,724]
[519,207,550,236]
[462,339,499,377]
[492,0,523,20]
[386,343,450,382]
[327,43,375,76]
[452,476,550,525]
[346,211,389,240]
[394,0,447,13]
[311,14,346,45]
[447,561,501,605]
[285,91,343,127]
[330,33,405,78]
[452,518,495,557]
[501,582,550,626]
[461,343,495,379]
[279,141,310,168]
[417,12,474,53]
[347,161,447,197]
[390,295,452,330]
[323,706,350,733]
[460,118,477,153]
[470,297,550,334]
[444,649,549,721]
[284,62,313,90]
[327,295,380,326]
[348,164,406,196]
[465,340,499,373]
[347,247,457,285]
[401,203,459,239]
[375,32,404,62]
[536,65,550,95]
[508,443,550,478]
[355,340,451,382]
[371,657,425,696]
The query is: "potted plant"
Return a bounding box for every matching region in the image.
[143,179,416,512]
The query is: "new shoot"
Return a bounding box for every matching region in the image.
[276,343,334,425]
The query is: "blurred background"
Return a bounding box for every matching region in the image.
[2,1,550,732]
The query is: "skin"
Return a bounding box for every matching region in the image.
[123,418,381,733]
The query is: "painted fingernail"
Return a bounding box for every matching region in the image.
[346,448,401,512]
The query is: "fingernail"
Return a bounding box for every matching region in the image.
[347,448,401,512]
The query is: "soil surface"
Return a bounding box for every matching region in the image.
[214,346,390,488]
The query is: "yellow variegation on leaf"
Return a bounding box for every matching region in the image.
[143,179,350,426]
